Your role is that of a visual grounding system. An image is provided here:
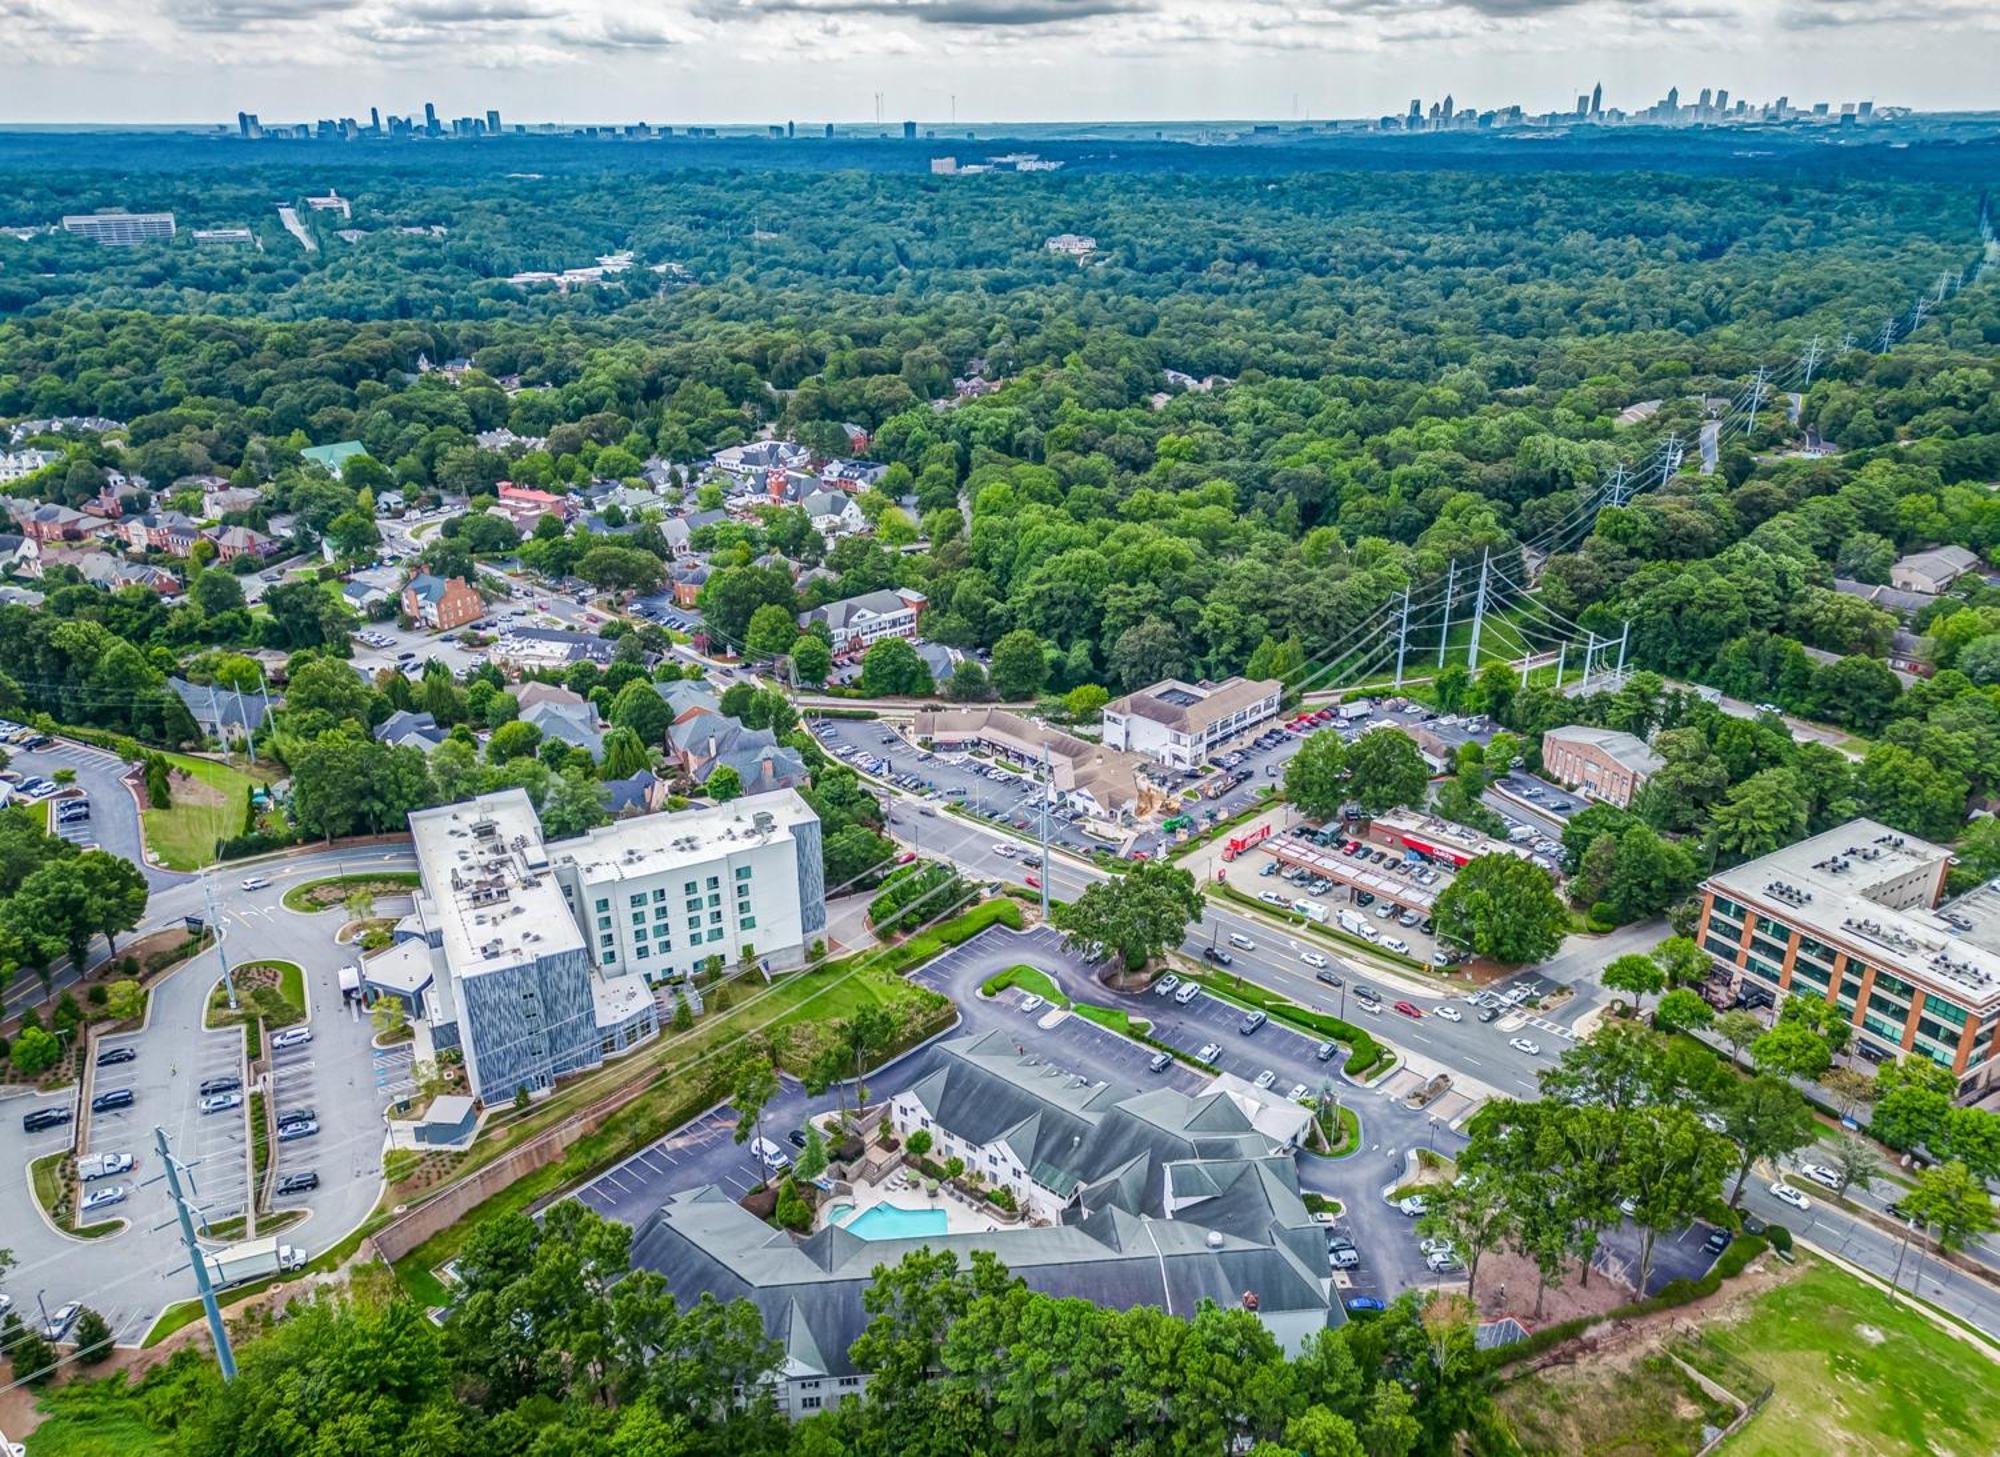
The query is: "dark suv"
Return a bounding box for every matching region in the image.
[91,1088,135,1113]
[276,1170,320,1195]
[199,1076,242,1098]
[22,1106,72,1133]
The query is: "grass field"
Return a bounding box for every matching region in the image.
[1495,1255,2000,1457]
[1695,1258,2000,1456]
[141,753,267,870]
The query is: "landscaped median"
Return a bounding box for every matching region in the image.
[281,871,423,914]
[981,963,1157,1040]
[204,959,305,1031]
[31,1150,125,1240]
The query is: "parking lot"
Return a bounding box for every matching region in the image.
[1244,832,1453,968]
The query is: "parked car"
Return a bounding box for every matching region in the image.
[277,1118,319,1142]
[1770,1182,1811,1212]
[200,1092,243,1114]
[270,1027,313,1051]
[1344,1295,1386,1313]
[1195,1043,1222,1065]
[1328,1238,1360,1270]
[1238,1010,1267,1035]
[40,1301,81,1340]
[1703,1227,1733,1254]
[96,1046,136,1067]
[199,1076,242,1097]
[1476,1006,1499,1023]
[1396,1194,1428,1217]
[276,1106,315,1128]
[1174,982,1201,1005]
[1018,994,1044,1014]
[1202,946,1233,966]
[1152,974,1180,997]
[1796,1161,1841,1191]
[1252,1069,1276,1090]
[91,1089,135,1113]
[1148,1051,1173,1073]
[1313,1040,1337,1062]
[80,1185,128,1214]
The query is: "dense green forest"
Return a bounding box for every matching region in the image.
[3,152,1997,858]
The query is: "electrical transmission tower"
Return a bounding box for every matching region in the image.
[1393,587,1412,689]
[1799,336,1823,390]
[1604,463,1633,508]
[1435,560,1458,669]
[1879,316,1899,353]
[1744,365,1770,434]
[1659,432,1685,479]
[149,1125,238,1381]
[1465,549,1492,670]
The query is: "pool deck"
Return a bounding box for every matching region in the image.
[821,1171,1007,1238]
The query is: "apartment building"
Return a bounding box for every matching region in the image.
[1697,819,2000,1096]
[801,587,927,659]
[402,572,484,630]
[406,787,825,1102]
[1101,676,1282,770]
[1540,724,1663,809]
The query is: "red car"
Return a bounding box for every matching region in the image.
[1314,709,1335,723]
[1341,841,1359,855]
[1393,1000,1423,1020]
[895,850,916,865]
[1025,873,1042,889]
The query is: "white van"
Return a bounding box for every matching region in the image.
[751,1137,792,1173]
[1228,932,1255,951]
[1297,900,1329,924]
[1173,982,1202,1005]
[1506,826,1536,844]
[1381,936,1410,955]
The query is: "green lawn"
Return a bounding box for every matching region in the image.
[1692,1257,2000,1456]
[141,753,267,870]
[280,872,423,913]
[23,1382,165,1457]
[1073,1001,1149,1038]
[980,963,1070,1006]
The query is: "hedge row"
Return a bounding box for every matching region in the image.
[1479,1235,1771,1371]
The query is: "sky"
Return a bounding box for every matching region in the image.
[1,0,1996,126]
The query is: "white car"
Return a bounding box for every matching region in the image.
[1419,1236,1455,1258]
[994,843,1017,858]
[80,1185,127,1213]
[240,876,272,891]
[1195,1042,1222,1065]
[1509,1037,1541,1056]
[1152,974,1181,998]
[1288,1083,1309,1101]
[200,1092,243,1114]
[1018,994,1044,1014]
[270,1027,313,1050]
[1770,1181,1812,1212]
[1797,1161,1841,1190]
[1396,1194,1428,1217]
[1299,950,1328,969]
[1434,1006,1463,1022]
[1252,1069,1276,1090]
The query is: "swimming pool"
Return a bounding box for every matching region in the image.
[840,1203,949,1241]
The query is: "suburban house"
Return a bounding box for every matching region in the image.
[205,524,281,561]
[522,697,605,760]
[801,587,927,660]
[604,770,669,817]
[342,578,395,613]
[499,482,574,521]
[670,562,711,607]
[670,714,806,792]
[375,709,450,752]
[913,706,1150,821]
[203,485,264,519]
[651,678,722,727]
[300,440,367,479]
[0,534,32,575]
[1832,578,1937,622]
[37,549,181,594]
[1890,545,1983,596]
[123,511,202,557]
[1100,676,1284,770]
[402,573,484,631]
[625,1029,1338,1418]
[8,501,96,544]
[801,489,866,538]
[170,676,278,740]
[659,508,728,558]
[1539,725,1663,808]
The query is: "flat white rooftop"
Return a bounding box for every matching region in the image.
[550,787,815,886]
[409,788,583,978]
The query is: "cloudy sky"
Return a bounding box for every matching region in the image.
[2,0,1994,125]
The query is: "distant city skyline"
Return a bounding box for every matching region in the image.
[1,0,1995,125]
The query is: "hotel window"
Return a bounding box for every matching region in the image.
[707,928,725,943]
[631,911,645,926]
[706,875,719,890]
[1750,935,1790,966]
[1862,1011,1904,1043]
[597,915,611,931]
[653,887,667,902]
[1875,970,1914,998]
[686,897,702,913]
[636,944,650,960]
[740,917,756,931]
[634,924,647,940]
[736,866,752,881]
[630,893,645,908]
[654,905,669,920]
[1924,995,1969,1029]
[595,898,609,913]
[683,880,697,895]
[1792,961,1830,990]
[709,911,723,925]
[1745,955,1783,984]
[599,931,614,948]
[602,952,616,967]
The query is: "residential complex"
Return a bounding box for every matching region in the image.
[1101,676,1282,770]
[398,787,825,1101]
[631,1030,1339,1416]
[1697,819,2000,1096]
[1539,724,1663,809]
[402,572,484,630]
